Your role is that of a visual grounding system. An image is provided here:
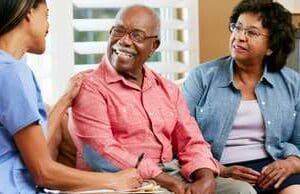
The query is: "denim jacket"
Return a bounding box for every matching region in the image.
[182,56,300,161]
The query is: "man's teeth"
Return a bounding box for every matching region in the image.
[115,50,133,58]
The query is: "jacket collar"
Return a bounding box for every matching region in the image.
[216,56,274,88]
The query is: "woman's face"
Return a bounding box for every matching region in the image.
[27,2,49,54]
[229,12,270,66]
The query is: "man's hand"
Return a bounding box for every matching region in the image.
[153,172,186,194]
[221,165,260,185]
[185,168,216,194]
[257,157,299,189]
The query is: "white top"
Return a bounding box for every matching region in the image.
[220,100,268,164]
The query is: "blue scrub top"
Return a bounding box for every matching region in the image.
[0,50,47,193]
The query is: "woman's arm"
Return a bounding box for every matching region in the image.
[47,72,85,160]
[14,122,142,191]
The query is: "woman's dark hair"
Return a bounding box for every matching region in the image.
[230,0,295,72]
[0,0,46,36]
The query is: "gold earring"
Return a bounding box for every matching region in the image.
[266,49,273,56]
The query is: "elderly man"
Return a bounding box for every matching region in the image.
[69,4,256,194]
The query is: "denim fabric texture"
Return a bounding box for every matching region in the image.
[183,56,300,161]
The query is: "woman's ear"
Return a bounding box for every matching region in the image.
[25,8,34,22]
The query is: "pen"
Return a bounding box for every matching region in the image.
[135,153,145,168]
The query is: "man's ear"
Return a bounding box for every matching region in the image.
[150,39,160,53]
[149,39,160,57]
[153,39,160,50]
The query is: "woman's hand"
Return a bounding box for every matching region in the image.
[257,157,298,189]
[221,165,260,185]
[110,168,143,190]
[63,71,89,107]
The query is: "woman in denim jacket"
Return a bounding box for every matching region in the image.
[183,0,300,194]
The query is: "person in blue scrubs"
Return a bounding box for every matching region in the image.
[0,0,142,193]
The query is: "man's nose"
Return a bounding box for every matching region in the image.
[118,33,133,46]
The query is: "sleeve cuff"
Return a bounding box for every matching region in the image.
[283,143,300,159]
[137,158,162,179]
[181,157,220,181]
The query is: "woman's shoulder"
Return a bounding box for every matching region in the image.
[187,56,232,83]
[278,66,300,84]
[190,56,231,74]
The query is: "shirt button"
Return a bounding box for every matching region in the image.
[267,120,271,125]
[200,108,204,113]
[293,113,296,117]
[261,101,266,105]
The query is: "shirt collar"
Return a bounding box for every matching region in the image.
[215,56,234,88]
[216,56,274,88]
[100,55,158,90]
[261,65,275,87]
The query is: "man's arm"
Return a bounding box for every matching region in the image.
[185,168,216,194]
[171,89,219,194]
[172,89,219,180]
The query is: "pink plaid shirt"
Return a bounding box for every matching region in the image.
[69,56,219,180]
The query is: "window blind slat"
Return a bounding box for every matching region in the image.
[73,19,115,31]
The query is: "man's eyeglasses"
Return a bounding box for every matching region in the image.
[109,26,158,43]
[229,23,268,39]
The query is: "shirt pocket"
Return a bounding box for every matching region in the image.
[278,104,297,141]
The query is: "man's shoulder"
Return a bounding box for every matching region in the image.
[83,65,105,82]
[148,68,179,90]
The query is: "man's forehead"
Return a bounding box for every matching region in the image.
[114,12,154,31]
